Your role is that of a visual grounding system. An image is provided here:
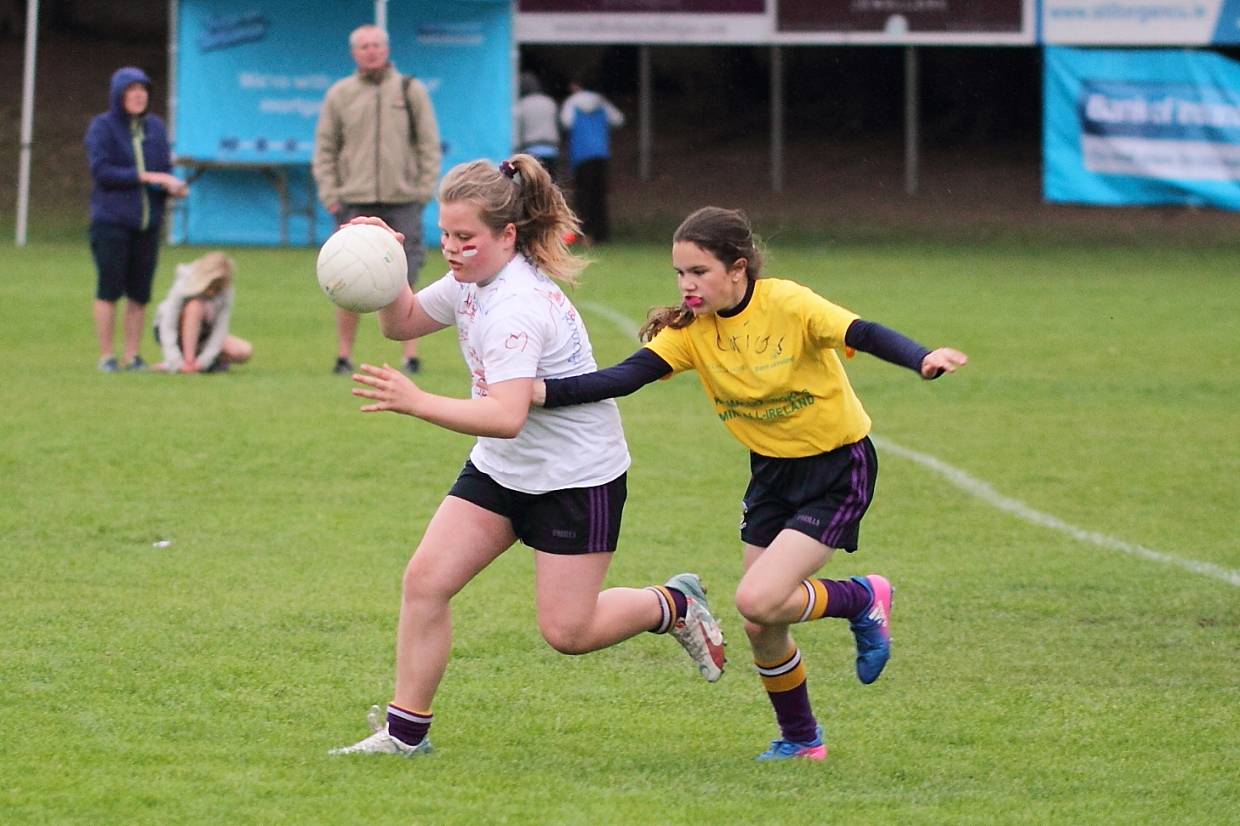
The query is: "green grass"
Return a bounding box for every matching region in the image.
[2,234,1238,825]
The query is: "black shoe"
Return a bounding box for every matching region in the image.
[333,356,354,375]
[124,355,147,371]
[400,357,421,375]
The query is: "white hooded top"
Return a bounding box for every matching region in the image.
[152,262,234,373]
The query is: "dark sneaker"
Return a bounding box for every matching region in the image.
[332,356,354,375]
[849,574,893,685]
[98,356,119,373]
[124,355,147,371]
[400,357,421,375]
[756,725,826,761]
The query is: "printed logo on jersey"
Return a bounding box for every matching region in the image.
[713,330,785,357]
[716,389,815,423]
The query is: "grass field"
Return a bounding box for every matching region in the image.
[2,232,1238,825]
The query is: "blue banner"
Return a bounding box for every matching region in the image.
[1044,46,1240,209]
[172,0,513,246]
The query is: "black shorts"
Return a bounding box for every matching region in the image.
[89,220,161,304]
[740,437,878,552]
[447,460,626,555]
[153,318,211,352]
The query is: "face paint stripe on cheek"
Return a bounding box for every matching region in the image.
[461,246,478,258]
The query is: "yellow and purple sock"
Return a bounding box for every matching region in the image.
[386,704,432,746]
[796,577,870,622]
[755,646,818,743]
[646,585,688,634]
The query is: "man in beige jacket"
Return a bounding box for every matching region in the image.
[313,24,442,375]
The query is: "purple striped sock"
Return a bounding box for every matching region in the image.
[818,578,871,619]
[386,704,432,746]
[769,682,819,744]
[664,587,688,622]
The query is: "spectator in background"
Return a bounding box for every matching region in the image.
[85,66,187,372]
[560,80,625,244]
[514,72,561,181]
[152,251,252,374]
[313,24,442,376]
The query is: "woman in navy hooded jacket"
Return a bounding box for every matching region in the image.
[85,67,187,372]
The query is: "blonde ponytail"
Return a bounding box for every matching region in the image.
[438,153,586,285]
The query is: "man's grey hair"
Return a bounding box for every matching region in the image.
[349,24,389,50]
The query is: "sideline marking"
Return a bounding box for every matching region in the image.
[870,435,1240,588]
[579,301,641,341]
[583,301,1240,589]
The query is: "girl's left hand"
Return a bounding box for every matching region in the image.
[920,347,969,379]
[352,363,422,416]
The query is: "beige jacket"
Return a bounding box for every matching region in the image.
[312,66,442,209]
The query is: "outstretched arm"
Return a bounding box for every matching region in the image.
[844,319,967,379]
[537,348,673,408]
[919,347,968,378]
[353,364,533,438]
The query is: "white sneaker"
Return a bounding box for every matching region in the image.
[328,705,432,756]
[664,573,726,682]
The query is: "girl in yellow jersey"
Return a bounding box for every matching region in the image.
[538,206,968,760]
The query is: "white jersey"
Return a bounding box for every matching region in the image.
[416,254,630,494]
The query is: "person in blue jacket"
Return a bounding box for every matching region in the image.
[85,67,187,372]
[559,80,624,244]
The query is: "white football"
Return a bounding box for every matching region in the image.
[316,223,408,313]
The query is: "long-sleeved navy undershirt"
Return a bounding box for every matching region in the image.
[543,315,938,409]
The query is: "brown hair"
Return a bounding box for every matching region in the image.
[437,154,585,285]
[639,207,763,342]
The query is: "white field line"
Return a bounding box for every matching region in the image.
[582,301,1240,589]
[579,301,641,341]
[870,435,1240,587]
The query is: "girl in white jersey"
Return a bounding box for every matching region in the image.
[537,207,968,761]
[330,155,726,757]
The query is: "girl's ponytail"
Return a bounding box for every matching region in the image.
[438,153,585,285]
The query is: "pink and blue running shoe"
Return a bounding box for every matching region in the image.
[756,725,826,761]
[849,574,893,685]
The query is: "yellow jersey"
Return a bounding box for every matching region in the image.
[645,278,871,458]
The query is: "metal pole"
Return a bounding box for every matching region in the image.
[167,0,178,146]
[375,0,387,32]
[16,0,40,246]
[511,8,519,156]
[167,0,180,244]
[904,45,919,196]
[638,44,652,181]
[770,45,784,194]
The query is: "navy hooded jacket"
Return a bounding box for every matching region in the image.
[84,67,173,229]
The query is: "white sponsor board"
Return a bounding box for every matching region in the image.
[1083,134,1240,180]
[1043,0,1226,44]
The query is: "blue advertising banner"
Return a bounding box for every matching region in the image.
[1044,46,1240,209]
[172,0,513,246]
